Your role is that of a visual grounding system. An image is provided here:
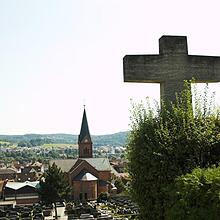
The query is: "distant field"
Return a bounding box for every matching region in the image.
[0,142,17,148]
[0,141,15,146]
[42,143,78,148]
[0,141,10,144]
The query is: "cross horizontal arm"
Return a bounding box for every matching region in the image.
[188,55,220,82]
[123,55,164,83]
[123,35,220,106]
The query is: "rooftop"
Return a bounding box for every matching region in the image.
[51,157,112,173]
[5,181,39,190]
[74,170,98,181]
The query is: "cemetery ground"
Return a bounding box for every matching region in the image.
[0,196,139,219]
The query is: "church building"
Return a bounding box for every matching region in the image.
[51,108,114,201]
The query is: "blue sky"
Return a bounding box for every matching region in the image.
[0,0,219,135]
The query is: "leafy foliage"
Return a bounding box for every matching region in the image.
[17,138,52,147]
[97,192,110,202]
[127,82,220,219]
[166,166,220,220]
[114,178,126,194]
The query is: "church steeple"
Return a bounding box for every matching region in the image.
[78,107,93,158]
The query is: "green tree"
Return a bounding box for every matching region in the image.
[114,178,125,194]
[166,166,220,220]
[39,163,71,219]
[127,82,220,219]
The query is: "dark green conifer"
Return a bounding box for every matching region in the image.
[39,163,71,219]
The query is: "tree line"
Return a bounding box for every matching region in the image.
[0,132,128,147]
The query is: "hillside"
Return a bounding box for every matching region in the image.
[0,131,129,146]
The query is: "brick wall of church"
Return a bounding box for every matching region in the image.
[79,143,93,158]
[98,185,109,195]
[97,171,111,196]
[98,171,111,181]
[69,162,99,180]
[73,180,97,201]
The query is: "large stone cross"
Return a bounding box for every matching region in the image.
[123,35,220,104]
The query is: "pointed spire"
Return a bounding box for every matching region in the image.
[78,107,92,144]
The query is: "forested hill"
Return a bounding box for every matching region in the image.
[0,131,129,146]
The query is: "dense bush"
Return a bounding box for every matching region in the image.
[97,192,109,202]
[166,166,220,220]
[127,82,220,219]
[114,178,126,194]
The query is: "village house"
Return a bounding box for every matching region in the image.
[3,181,40,205]
[17,161,43,182]
[0,168,17,181]
[0,161,43,183]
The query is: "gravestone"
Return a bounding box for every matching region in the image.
[123,35,220,104]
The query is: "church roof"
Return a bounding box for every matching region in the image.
[78,108,92,144]
[74,170,98,181]
[50,158,111,172]
[83,158,111,171]
[50,159,77,173]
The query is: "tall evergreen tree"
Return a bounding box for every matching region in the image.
[39,163,71,219]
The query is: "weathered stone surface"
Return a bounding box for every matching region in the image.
[123,35,220,104]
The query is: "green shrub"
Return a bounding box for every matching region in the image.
[127,82,220,219]
[166,166,220,220]
[97,192,109,202]
[114,178,126,194]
